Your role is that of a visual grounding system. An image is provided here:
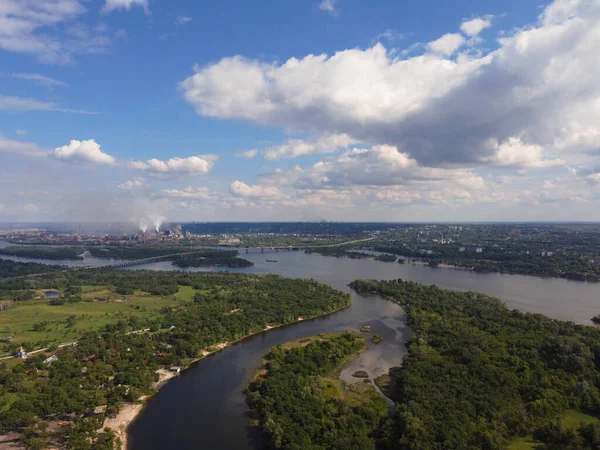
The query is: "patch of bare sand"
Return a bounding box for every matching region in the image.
[0,432,22,450]
[102,403,144,450]
[155,368,175,387]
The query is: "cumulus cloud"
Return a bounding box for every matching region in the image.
[163,186,214,199]
[118,179,146,190]
[460,17,493,37]
[262,145,479,190]
[0,0,110,63]
[54,139,116,165]
[487,137,565,168]
[236,149,259,159]
[180,0,600,171]
[427,33,466,55]
[230,180,286,199]
[23,203,38,213]
[130,155,218,176]
[318,0,337,14]
[263,134,357,160]
[103,0,149,13]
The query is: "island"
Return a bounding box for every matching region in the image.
[0,246,85,260]
[245,332,387,449]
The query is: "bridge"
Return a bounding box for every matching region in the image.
[104,250,211,269]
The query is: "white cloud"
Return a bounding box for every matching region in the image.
[118,179,146,190]
[460,17,493,37]
[16,129,27,136]
[54,139,116,165]
[180,0,600,171]
[7,73,68,87]
[0,134,49,157]
[0,96,93,114]
[130,155,217,176]
[488,137,565,168]
[23,203,38,213]
[230,181,286,199]
[427,33,466,55]
[373,29,410,45]
[236,149,259,159]
[262,133,356,160]
[103,0,149,13]
[318,0,337,14]
[0,0,110,63]
[176,16,192,25]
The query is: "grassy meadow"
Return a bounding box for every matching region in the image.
[0,285,197,350]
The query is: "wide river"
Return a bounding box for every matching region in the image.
[3,246,600,449]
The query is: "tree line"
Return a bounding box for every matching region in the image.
[350,279,600,449]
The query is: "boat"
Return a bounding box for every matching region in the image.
[266,260,278,263]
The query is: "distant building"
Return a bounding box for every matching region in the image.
[44,355,59,365]
[17,347,28,360]
[459,247,466,252]
[169,366,181,374]
[475,248,483,253]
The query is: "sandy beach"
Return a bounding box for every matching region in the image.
[102,403,144,450]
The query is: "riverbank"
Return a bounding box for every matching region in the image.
[120,303,353,448]
[102,404,144,450]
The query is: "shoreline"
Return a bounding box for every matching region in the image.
[112,302,352,450]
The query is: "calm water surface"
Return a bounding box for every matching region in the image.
[4,244,600,449]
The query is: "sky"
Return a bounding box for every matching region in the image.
[1,0,599,223]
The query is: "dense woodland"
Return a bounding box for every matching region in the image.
[170,251,253,268]
[0,247,84,260]
[373,245,600,282]
[246,333,388,450]
[86,245,196,260]
[0,260,61,279]
[350,279,600,449]
[0,269,350,449]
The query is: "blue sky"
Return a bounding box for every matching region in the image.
[1,0,599,222]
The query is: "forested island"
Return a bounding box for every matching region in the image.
[0,259,62,279]
[349,279,600,449]
[86,245,196,260]
[0,246,85,260]
[0,268,350,449]
[86,246,253,267]
[246,332,388,449]
[170,251,253,268]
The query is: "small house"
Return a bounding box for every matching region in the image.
[169,366,181,374]
[17,347,28,360]
[44,355,59,365]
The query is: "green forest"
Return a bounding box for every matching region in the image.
[246,332,388,450]
[350,279,600,449]
[0,269,350,449]
[0,246,85,260]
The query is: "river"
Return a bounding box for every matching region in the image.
[3,246,600,449]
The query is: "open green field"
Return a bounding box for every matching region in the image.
[507,410,600,449]
[0,285,197,348]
